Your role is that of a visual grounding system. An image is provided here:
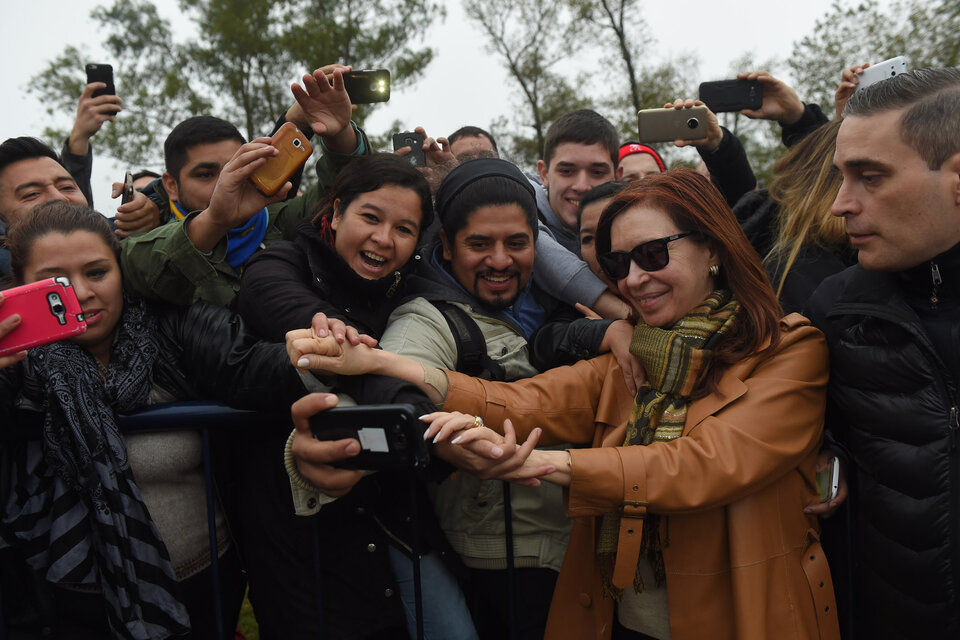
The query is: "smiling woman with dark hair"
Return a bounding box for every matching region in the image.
[0,201,304,639]
[287,168,841,640]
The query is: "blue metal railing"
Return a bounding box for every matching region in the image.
[1,401,289,640]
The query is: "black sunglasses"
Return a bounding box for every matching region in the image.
[598,231,696,280]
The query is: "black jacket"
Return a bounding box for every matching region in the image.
[734,188,856,314]
[805,245,960,640]
[237,221,427,638]
[0,299,302,437]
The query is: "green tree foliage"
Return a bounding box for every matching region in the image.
[465,0,698,168]
[31,0,443,167]
[32,2,212,167]
[279,0,444,125]
[463,0,587,167]
[570,0,697,137]
[789,0,960,116]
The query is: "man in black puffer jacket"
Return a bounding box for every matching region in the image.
[806,68,960,640]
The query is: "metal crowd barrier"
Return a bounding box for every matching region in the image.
[0,401,290,640]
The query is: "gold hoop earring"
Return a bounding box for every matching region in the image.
[709,264,720,277]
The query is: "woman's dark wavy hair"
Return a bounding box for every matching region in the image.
[8,201,119,285]
[596,168,783,397]
[310,153,433,233]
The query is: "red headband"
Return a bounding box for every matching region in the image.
[618,143,666,172]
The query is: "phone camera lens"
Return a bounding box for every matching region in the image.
[52,304,65,314]
[686,118,699,129]
[293,139,302,149]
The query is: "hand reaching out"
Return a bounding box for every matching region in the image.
[289,66,355,152]
[187,137,293,252]
[68,82,122,156]
[423,412,553,486]
[309,312,379,347]
[835,63,870,120]
[111,184,160,238]
[737,70,805,125]
[394,126,458,193]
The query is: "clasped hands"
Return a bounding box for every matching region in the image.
[286,313,558,491]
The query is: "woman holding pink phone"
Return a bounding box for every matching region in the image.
[0,201,305,639]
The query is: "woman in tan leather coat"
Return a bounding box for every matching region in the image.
[288,169,841,640]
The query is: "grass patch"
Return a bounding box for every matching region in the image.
[236,588,259,640]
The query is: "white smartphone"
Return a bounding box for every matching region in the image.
[856,56,908,92]
[816,456,841,502]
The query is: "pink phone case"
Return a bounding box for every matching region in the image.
[0,277,87,357]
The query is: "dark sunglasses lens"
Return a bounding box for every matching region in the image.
[599,251,630,280]
[636,240,669,271]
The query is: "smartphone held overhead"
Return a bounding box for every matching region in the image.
[393,131,426,167]
[120,170,135,205]
[0,277,87,357]
[637,106,709,143]
[341,69,391,104]
[309,404,429,471]
[698,79,763,112]
[250,122,314,196]
[85,63,115,97]
[856,56,909,92]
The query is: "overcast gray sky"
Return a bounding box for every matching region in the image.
[2,0,847,211]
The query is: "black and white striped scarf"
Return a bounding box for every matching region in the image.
[0,297,190,639]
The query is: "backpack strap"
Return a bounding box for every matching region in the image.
[430,301,505,381]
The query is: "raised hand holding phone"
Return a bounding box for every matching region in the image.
[0,278,87,359]
[186,138,292,253]
[340,69,391,104]
[69,65,122,157]
[698,79,763,113]
[250,123,314,196]
[288,66,356,152]
[736,70,805,125]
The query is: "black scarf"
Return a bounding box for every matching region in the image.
[0,297,190,639]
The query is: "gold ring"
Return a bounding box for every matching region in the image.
[472,416,484,429]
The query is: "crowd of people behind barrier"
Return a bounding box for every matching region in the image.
[0,57,958,640]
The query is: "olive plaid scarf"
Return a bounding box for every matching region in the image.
[598,290,740,599]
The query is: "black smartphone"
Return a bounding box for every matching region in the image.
[393,131,426,167]
[120,170,134,205]
[698,79,763,112]
[309,403,429,471]
[85,63,116,98]
[341,69,391,104]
